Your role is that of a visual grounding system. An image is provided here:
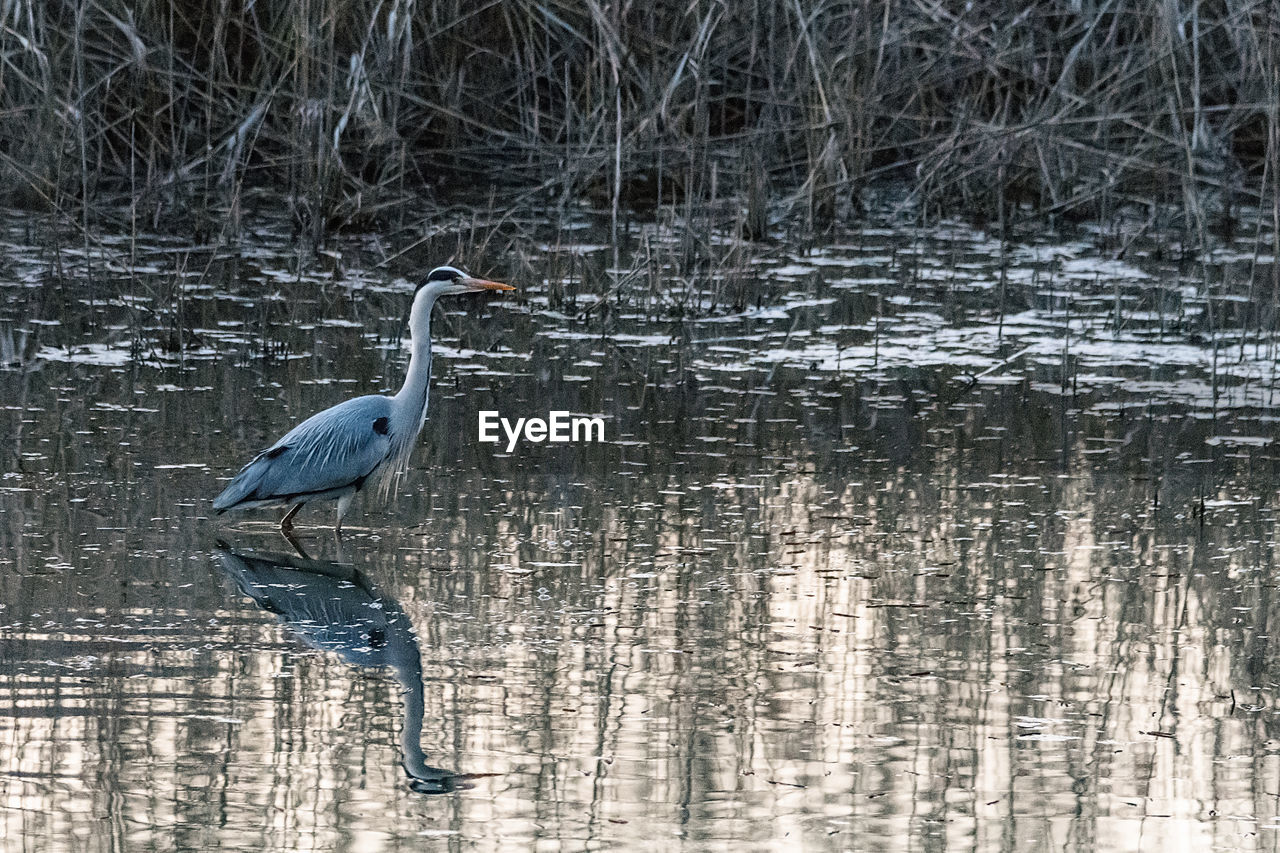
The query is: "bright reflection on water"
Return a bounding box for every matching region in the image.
[3,209,1280,851]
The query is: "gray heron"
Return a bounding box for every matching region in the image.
[213,265,514,538]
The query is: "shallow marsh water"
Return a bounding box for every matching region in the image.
[4,207,1280,851]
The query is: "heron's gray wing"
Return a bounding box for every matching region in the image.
[213,395,394,510]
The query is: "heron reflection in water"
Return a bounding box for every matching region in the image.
[216,542,492,794]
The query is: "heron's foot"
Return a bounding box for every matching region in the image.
[279,505,308,557]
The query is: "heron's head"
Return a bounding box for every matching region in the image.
[417,265,514,298]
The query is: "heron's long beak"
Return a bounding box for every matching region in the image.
[462,277,515,292]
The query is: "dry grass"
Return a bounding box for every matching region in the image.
[0,0,1276,247]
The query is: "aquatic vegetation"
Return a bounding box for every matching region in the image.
[0,0,1274,249]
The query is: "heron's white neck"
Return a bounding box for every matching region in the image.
[394,289,436,422]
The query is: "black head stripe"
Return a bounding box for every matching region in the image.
[416,266,466,293]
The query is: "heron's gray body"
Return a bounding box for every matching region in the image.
[212,393,413,516]
[212,265,510,533]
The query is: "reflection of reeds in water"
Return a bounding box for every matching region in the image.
[0,0,1274,246]
[312,405,1280,847]
[3,356,1280,846]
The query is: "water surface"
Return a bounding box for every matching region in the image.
[3,208,1280,851]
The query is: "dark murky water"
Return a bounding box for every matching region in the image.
[4,208,1280,850]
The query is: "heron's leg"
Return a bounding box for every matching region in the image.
[280,503,302,532]
[335,492,355,537]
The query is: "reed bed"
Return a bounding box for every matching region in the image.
[0,0,1276,246]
